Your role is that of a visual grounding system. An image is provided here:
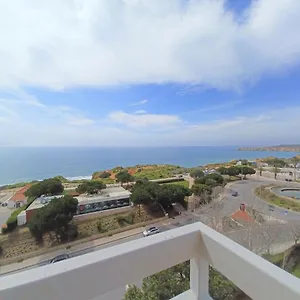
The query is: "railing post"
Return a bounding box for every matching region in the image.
[190,256,209,299]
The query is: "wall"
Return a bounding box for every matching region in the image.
[74,206,133,221]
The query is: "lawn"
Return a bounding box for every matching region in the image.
[134,165,180,180]
[254,185,300,212]
[164,180,189,189]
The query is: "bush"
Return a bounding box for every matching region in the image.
[116,213,135,226]
[97,221,107,233]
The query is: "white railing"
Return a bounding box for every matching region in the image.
[1,222,300,300]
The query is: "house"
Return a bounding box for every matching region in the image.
[7,185,31,209]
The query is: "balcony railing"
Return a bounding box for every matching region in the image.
[1,222,300,300]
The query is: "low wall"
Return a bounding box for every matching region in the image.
[74,206,133,221]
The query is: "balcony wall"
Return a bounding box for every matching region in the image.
[1,222,300,300]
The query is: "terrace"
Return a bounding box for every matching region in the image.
[1,222,300,300]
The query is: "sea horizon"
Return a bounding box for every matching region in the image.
[0,146,298,186]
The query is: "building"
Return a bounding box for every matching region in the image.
[1,222,300,299]
[76,187,131,215]
[25,195,64,223]
[7,185,31,209]
[24,187,131,223]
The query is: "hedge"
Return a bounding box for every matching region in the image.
[5,197,35,233]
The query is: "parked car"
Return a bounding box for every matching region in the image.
[50,254,70,264]
[232,191,239,197]
[143,226,160,237]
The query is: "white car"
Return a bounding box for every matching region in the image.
[143,226,160,237]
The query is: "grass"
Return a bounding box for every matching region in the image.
[263,252,284,266]
[254,185,300,212]
[164,180,189,189]
[133,165,179,180]
[292,264,300,277]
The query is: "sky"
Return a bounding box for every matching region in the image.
[1,0,300,147]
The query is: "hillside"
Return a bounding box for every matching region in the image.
[238,145,300,152]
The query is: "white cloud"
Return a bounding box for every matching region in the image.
[130,100,148,106]
[0,0,299,90]
[134,110,147,114]
[108,111,182,128]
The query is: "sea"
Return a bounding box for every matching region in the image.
[0,147,298,186]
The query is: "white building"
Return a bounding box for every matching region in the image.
[7,185,31,209]
[1,222,300,300]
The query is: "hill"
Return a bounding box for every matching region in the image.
[238,145,300,152]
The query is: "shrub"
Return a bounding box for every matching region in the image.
[97,221,107,233]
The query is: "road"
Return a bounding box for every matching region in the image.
[0,192,13,225]
[2,176,300,299]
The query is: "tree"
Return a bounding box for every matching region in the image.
[291,222,300,244]
[272,166,280,180]
[25,178,64,198]
[130,188,151,217]
[217,167,228,175]
[99,171,111,179]
[76,180,106,194]
[190,169,204,179]
[116,171,134,185]
[235,166,255,179]
[227,167,240,177]
[28,195,78,242]
[291,156,300,181]
[123,262,247,300]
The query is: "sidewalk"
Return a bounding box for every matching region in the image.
[0,216,172,276]
[0,226,145,276]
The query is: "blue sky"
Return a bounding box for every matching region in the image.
[1,0,300,147]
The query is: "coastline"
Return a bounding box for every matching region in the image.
[0,146,298,186]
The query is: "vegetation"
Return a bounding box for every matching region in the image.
[130,181,191,213]
[124,262,249,300]
[165,180,189,189]
[116,171,135,185]
[76,180,106,194]
[28,195,78,242]
[217,166,255,178]
[190,169,204,179]
[255,185,300,211]
[25,178,64,198]
[262,157,287,168]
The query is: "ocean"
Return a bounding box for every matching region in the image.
[0,147,297,186]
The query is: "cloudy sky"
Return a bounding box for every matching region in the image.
[1,0,300,147]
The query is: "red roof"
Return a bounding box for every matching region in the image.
[10,185,31,202]
[231,210,255,223]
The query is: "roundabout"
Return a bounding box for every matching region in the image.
[271,187,300,200]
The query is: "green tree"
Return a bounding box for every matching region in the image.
[192,183,212,197]
[116,171,135,185]
[227,167,240,177]
[217,167,228,175]
[25,178,64,198]
[99,171,111,179]
[130,188,151,217]
[28,195,78,242]
[190,169,204,179]
[123,262,248,300]
[235,166,255,179]
[76,180,106,194]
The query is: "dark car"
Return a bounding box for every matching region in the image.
[50,254,70,264]
[232,191,239,197]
